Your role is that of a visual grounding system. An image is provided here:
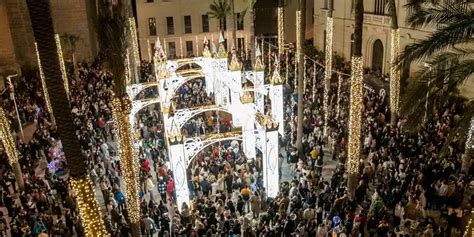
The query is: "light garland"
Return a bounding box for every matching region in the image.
[0,107,19,165]
[111,97,141,224]
[303,57,307,90]
[323,17,333,137]
[55,34,70,101]
[129,17,140,67]
[285,49,289,83]
[147,39,151,61]
[466,117,474,150]
[347,56,363,174]
[277,7,285,57]
[70,175,109,237]
[389,28,400,115]
[336,74,343,118]
[268,43,272,72]
[35,42,55,124]
[462,211,473,237]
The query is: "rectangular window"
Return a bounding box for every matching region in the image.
[237,37,244,51]
[374,0,387,15]
[148,17,156,36]
[166,17,174,35]
[202,14,209,32]
[184,15,192,33]
[146,0,154,2]
[186,41,193,57]
[168,42,176,58]
[236,13,244,30]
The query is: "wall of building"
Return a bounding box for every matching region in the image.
[0,0,98,73]
[0,0,18,70]
[313,0,432,75]
[137,0,253,60]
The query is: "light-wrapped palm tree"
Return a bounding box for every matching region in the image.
[387,0,400,127]
[346,0,364,197]
[295,0,306,155]
[25,0,108,236]
[0,106,24,191]
[96,1,141,236]
[323,0,334,137]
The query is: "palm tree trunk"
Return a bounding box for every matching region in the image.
[389,0,400,128]
[323,0,334,137]
[25,0,108,236]
[296,0,306,155]
[347,0,364,199]
[231,0,237,49]
[277,0,285,58]
[0,107,24,191]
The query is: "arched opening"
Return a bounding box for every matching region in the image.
[176,62,202,72]
[372,39,384,73]
[181,110,234,137]
[171,77,214,109]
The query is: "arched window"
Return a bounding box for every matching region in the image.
[372,39,384,72]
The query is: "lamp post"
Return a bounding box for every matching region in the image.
[7,74,24,141]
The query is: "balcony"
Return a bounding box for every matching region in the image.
[363,13,391,26]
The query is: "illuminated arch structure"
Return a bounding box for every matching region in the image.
[128,42,285,209]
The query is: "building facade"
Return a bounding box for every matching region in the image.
[313,0,434,76]
[136,0,256,60]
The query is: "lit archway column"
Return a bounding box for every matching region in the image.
[168,136,190,211]
[262,123,280,198]
[254,70,265,113]
[270,69,284,135]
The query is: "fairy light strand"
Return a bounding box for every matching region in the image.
[312,61,316,103]
[336,74,343,118]
[55,34,70,101]
[323,17,333,137]
[35,42,55,124]
[70,175,109,237]
[389,28,400,115]
[295,10,301,91]
[347,56,363,174]
[129,17,140,67]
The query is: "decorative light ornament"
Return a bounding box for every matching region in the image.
[285,49,289,83]
[35,42,55,124]
[347,56,363,175]
[295,10,301,91]
[389,28,400,115]
[129,17,140,67]
[125,49,131,84]
[323,17,333,137]
[70,175,109,237]
[55,34,70,101]
[303,56,307,90]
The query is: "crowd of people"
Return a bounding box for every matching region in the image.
[0,40,471,237]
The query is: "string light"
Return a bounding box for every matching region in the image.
[466,117,474,150]
[462,211,473,237]
[55,34,70,101]
[125,49,131,85]
[277,7,285,57]
[111,97,141,224]
[129,17,140,67]
[336,74,343,118]
[347,56,363,174]
[389,28,400,115]
[323,17,333,137]
[0,107,19,165]
[70,175,109,237]
[35,42,55,124]
[303,57,306,89]
[268,43,272,72]
[312,61,316,102]
[285,49,289,83]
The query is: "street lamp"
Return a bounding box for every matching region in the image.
[6,74,24,141]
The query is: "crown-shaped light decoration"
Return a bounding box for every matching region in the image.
[154,36,170,79]
[202,37,212,58]
[240,89,254,104]
[217,32,228,58]
[256,112,279,130]
[229,46,242,71]
[271,57,283,85]
[254,44,264,71]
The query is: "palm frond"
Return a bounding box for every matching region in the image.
[397,19,474,65]
[440,101,474,156]
[405,1,472,29]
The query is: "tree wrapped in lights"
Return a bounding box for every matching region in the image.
[323,0,334,137]
[387,0,400,127]
[34,43,55,124]
[25,0,108,236]
[277,0,285,58]
[0,107,24,191]
[55,34,70,101]
[347,0,364,197]
[295,0,306,154]
[97,1,141,236]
